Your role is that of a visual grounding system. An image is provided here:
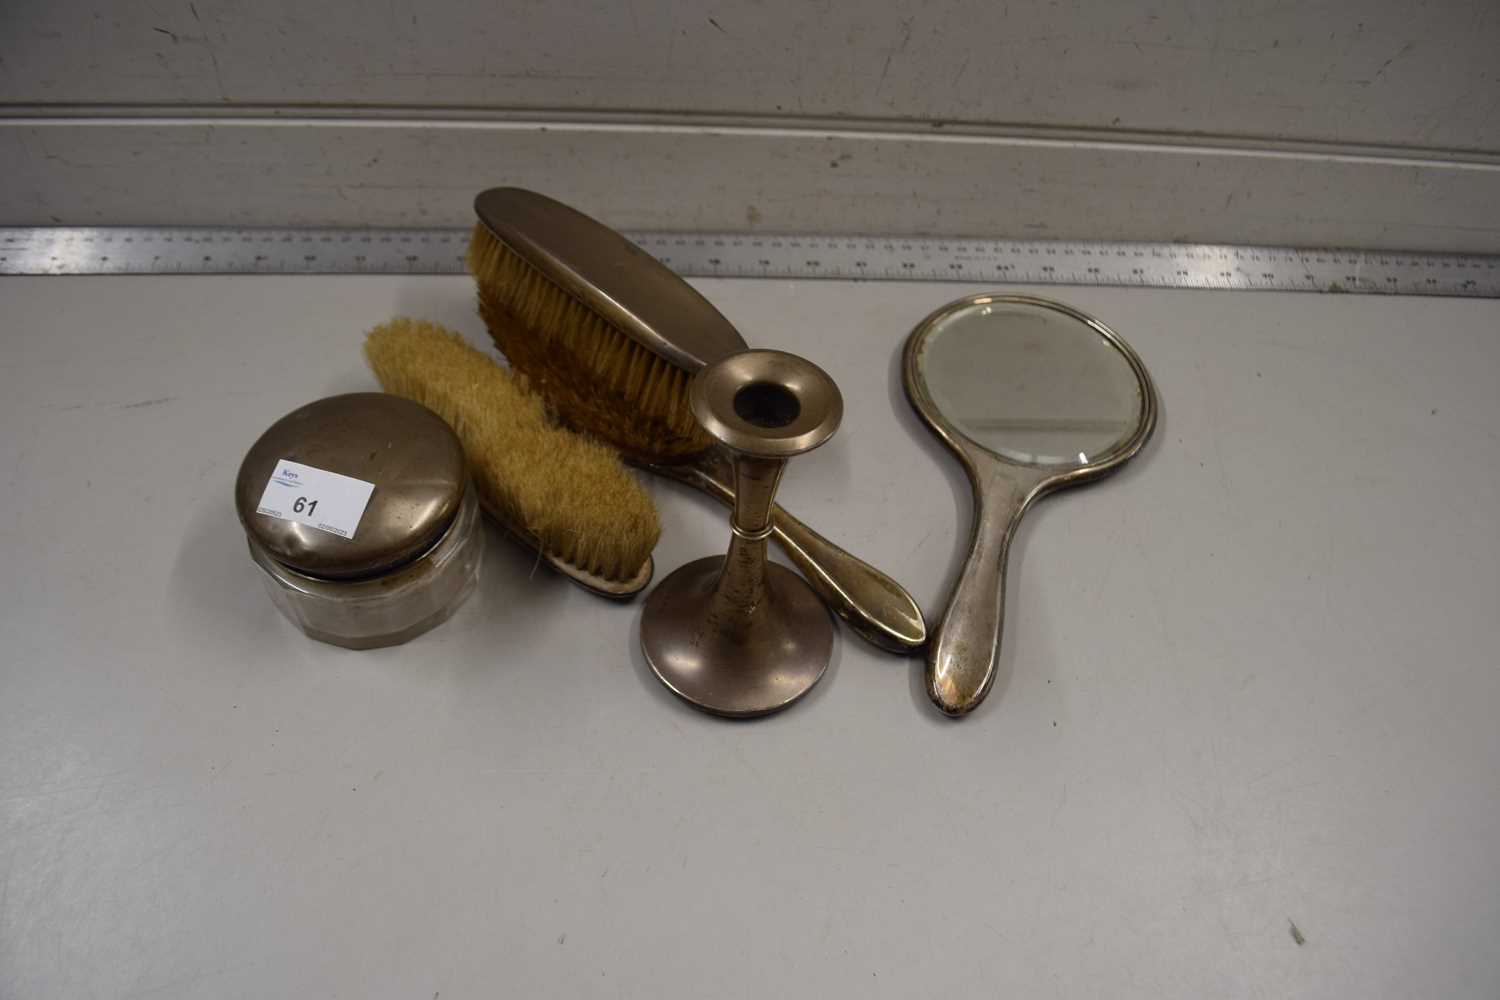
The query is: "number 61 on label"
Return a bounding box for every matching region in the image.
[255,459,375,539]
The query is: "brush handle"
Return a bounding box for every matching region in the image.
[647,454,928,654]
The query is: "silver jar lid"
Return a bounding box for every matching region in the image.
[234,393,467,580]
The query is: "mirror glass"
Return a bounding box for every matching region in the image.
[916,300,1145,468]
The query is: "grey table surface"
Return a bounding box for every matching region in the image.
[2,275,1498,999]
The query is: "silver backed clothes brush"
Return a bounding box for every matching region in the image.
[467,187,926,653]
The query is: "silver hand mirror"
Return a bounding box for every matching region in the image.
[903,294,1158,717]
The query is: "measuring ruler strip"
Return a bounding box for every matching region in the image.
[2,226,1496,297]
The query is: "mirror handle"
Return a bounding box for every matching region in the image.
[927,459,1041,716]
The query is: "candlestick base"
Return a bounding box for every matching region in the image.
[641,555,834,718]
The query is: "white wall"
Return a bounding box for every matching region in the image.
[2,0,1497,250]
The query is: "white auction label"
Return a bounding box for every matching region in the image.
[255,459,376,539]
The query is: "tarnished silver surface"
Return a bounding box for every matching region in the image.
[641,351,843,718]
[473,188,745,370]
[641,556,835,719]
[904,295,1158,717]
[644,451,927,653]
[234,393,467,580]
[469,190,925,652]
[687,349,842,459]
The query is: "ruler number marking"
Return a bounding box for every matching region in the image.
[0,227,1493,295]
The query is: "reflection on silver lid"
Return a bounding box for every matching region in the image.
[234,393,467,579]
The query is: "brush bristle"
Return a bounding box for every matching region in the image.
[364,317,659,583]
[466,222,712,462]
